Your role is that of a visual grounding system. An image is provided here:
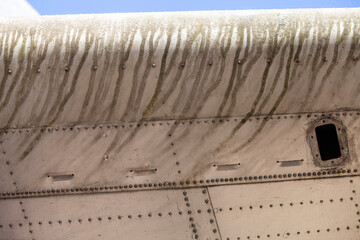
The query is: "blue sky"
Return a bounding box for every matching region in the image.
[28,0,360,15]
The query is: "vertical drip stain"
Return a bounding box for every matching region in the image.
[104,26,173,156]
[132,28,167,115]
[226,28,265,115]
[50,30,94,124]
[0,34,26,111]
[0,31,21,102]
[210,26,283,156]
[232,30,297,154]
[78,35,102,120]
[170,27,212,115]
[120,32,148,121]
[312,21,350,103]
[5,30,50,126]
[142,28,174,119]
[34,33,63,124]
[104,25,136,121]
[87,25,120,119]
[102,29,165,157]
[46,28,83,121]
[301,21,333,109]
[182,27,213,116]
[194,25,233,117]
[257,40,288,113]
[216,27,244,116]
[150,30,190,113]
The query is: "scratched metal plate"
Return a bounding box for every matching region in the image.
[208,177,360,240]
[0,112,359,194]
[0,199,29,239]
[0,188,221,240]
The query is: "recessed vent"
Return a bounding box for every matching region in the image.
[315,124,341,161]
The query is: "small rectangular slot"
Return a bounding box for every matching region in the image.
[48,174,74,181]
[277,159,303,167]
[315,124,341,161]
[129,168,157,176]
[213,163,241,171]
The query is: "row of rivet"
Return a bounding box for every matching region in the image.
[349,179,360,228]
[216,197,355,213]
[200,188,220,237]
[226,225,360,240]
[183,190,199,239]
[0,207,209,230]
[6,53,359,76]
[1,111,360,133]
[0,169,357,199]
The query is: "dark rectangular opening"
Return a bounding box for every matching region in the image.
[315,124,341,161]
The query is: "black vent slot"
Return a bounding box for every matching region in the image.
[315,124,341,161]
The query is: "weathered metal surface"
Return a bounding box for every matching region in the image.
[0,8,360,240]
[0,111,359,195]
[209,177,360,239]
[0,9,360,128]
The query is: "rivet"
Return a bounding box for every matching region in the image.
[92,65,98,71]
[267,58,272,63]
[7,69,12,75]
[323,57,328,62]
[152,63,156,68]
[65,66,70,72]
[237,59,242,64]
[181,63,185,68]
[208,61,212,66]
[37,68,41,73]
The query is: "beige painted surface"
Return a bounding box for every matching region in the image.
[0,8,360,240]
